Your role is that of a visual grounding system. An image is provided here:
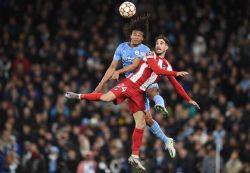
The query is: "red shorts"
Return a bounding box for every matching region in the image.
[111,79,145,114]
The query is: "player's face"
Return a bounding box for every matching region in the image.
[155,39,168,55]
[130,30,144,46]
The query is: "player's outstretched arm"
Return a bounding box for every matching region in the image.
[111,58,141,80]
[147,58,188,76]
[94,60,119,92]
[168,76,200,109]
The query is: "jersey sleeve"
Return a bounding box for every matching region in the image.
[168,76,191,101]
[113,43,123,61]
[147,58,177,76]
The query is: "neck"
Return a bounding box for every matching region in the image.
[159,54,165,58]
[156,52,165,58]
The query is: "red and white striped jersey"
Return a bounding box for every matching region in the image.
[128,52,174,91]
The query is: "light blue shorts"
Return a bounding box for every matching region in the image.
[144,83,160,112]
[147,83,159,90]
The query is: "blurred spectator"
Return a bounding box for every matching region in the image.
[201,143,224,173]
[174,144,194,173]
[0,0,249,172]
[77,151,96,173]
[225,150,243,173]
[12,51,30,75]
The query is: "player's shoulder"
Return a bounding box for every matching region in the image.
[138,43,150,50]
[117,42,129,48]
[115,42,127,53]
[138,43,149,48]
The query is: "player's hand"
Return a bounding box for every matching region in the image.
[111,71,120,81]
[176,71,189,77]
[94,84,103,93]
[189,100,200,109]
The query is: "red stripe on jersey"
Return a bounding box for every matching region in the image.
[129,54,163,91]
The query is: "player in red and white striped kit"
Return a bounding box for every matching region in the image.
[65,35,199,171]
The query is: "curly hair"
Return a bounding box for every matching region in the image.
[124,13,151,41]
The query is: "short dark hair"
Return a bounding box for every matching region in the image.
[155,35,170,45]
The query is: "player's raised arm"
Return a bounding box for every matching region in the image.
[111,58,141,80]
[146,56,188,77]
[167,76,200,109]
[94,59,119,92]
[94,43,123,92]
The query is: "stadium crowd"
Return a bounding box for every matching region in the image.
[0,0,249,172]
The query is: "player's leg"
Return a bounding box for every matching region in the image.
[126,94,147,171]
[65,91,116,102]
[146,83,168,116]
[145,111,176,158]
[128,110,146,171]
[144,98,176,158]
[66,81,128,102]
[145,99,168,142]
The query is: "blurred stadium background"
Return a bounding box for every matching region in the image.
[0,0,250,173]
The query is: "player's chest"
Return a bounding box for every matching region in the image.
[156,58,169,70]
[121,49,144,62]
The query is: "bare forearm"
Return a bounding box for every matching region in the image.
[117,58,140,75]
[117,64,137,74]
[99,67,115,85]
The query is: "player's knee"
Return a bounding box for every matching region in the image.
[147,88,159,99]
[136,119,146,129]
[134,111,146,129]
[100,92,116,102]
[100,94,112,102]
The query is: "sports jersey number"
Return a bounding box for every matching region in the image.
[114,83,127,92]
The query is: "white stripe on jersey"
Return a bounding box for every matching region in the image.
[166,62,173,70]
[158,59,163,67]
[139,59,163,91]
[139,72,158,91]
[130,62,148,83]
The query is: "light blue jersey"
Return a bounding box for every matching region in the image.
[113,42,150,77]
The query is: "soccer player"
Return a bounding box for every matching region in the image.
[94,16,175,157]
[65,35,199,171]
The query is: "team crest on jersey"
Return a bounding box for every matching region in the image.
[135,50,140,56]
[162,64,168,69]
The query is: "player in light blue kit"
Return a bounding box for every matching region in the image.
[94,16,174,157]
[110,38,167,114]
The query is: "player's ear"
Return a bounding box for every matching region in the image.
[166,45,169,50]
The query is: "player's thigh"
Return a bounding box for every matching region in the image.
[110,82,128,104]
[133,111,146,129]
[100,91,116,102]
[128,94,145,114]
